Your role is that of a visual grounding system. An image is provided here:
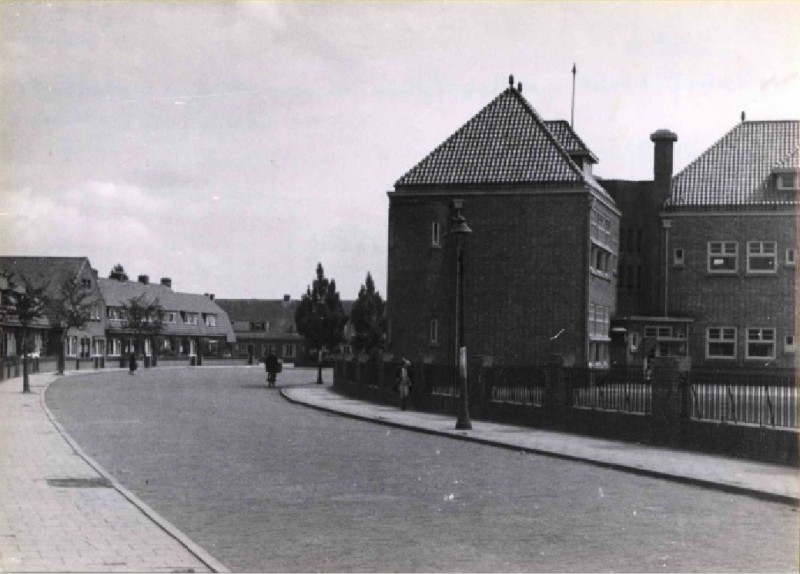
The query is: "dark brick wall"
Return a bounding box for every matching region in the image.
[666,211,798,369]
[387,188,610,367]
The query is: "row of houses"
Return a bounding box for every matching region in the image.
[0,258,342,366]
[385,76,797,373]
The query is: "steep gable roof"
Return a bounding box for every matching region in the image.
[394,86,591,188]
[0,256,92,299]
[669,120,800,208]
[215,298,355,337]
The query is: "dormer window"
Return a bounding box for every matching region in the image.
[775,170,799,191]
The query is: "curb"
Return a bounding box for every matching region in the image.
[280,387,799,507]
[40,374,231,573]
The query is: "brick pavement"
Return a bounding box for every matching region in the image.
[282,384,799,505]
[0,372,228,573]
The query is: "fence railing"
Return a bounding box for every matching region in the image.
[488,365,546,407]
[425,364,457,396]
[568,367,651,414]
[689,369,797,429]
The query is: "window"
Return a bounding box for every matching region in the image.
[164,312,177,324]
[776,171,799,190]
[746,328,776,359]
[92,337,105,357]
[707,327,736,359]
[283,344,296,358]
[81,278,92,288]
[429,319,439,345]
[108,338,121,357]
[184,313,199,325]
[143,339,152,357]
[708,241,738,273]
[250,322,266,331]
[431,222,441,247]
[79,337,91,358]
[5,333,16,357]
[747,241,777,274]
[645,326,673,338]
[786,248,796,266]
[785,335,796,353]
[205,314,217,327]
[66,336,78,357]
[90,305,102,321]
[673,248,684,266]
[107,307,125,321]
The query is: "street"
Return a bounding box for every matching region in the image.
[46,367,798,572]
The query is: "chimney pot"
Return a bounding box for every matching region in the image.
[508,74,514,87]
[138,275,149,285]
[283,294,290,302]
[160,277,172,289]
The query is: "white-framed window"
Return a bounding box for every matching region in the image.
[673,248,684,266]
[785,248,796,266]
[108,338,121,357]
[189,339,197,356]
[429,319,439,344]
[92,337,105,357]
[90,305,102,321]
[283,343,296,358]
[431,222,441,247]
[143,339,152,357]
[79,337,91,358]
[708,241,738,273]
[107,307,125,321]
[785,335,796,353]
[66,336,78,357]
[746,328,776,360]
[184,312,199,325]
[5,333,16,357]
[747,241,777,274]
[164,312,177,324]
[205,314,217,327]
[588,341,609,368]
[776,171,799,190]
[707,327,736,359]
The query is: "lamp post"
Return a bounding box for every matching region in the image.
[451,201,472,430]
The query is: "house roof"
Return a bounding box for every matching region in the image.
[544,120,598,163]
[394,84,604,194]
[98,278,236,342]
[0,256,92,299]
[668,120,800,208]
[215,298,354,337]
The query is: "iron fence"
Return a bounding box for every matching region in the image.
[568,367,651,414]
[689,369,797,429]
[488,365,546,406]
[426,364,457,396]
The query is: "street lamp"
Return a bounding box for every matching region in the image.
[450,200,472,430]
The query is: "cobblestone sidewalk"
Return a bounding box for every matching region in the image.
[0,373,228,573]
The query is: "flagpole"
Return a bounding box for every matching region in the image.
[571,63,576,129]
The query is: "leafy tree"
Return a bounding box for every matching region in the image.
[122,294,164,358]
[350,272,386,357]
[1,273,49,393]
[295,263,348,384]
[51,278,95,375]
[109,264,129,281]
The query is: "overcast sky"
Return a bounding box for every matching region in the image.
[2,1,798,299]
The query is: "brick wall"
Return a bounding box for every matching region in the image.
[387,188,605,367]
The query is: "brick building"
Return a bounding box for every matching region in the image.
[386,78,620,368]
[606,120,799,371]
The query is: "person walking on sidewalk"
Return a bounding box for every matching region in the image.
[395,357,412,410]
[128,352,138,376]
[265,352,280,388]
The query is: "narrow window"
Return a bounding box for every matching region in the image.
[786,248,796,266]
[429,319,439,344]
[431,222,441,247]
[785,335,796,353]
[673,248,685,266]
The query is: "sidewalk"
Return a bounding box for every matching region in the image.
[281,383,799,505]
[0,372,229,573]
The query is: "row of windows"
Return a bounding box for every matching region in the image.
[706,327,793,360]
[590,244,615,278]
[590,211,614,248]
[236,342,296,358]
[107,307,216,327]
[686,241,796,274]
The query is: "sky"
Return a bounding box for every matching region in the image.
[1,1,799,300]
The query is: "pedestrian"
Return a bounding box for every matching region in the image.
[128,352,138,376]
[265,351,280,387]
[395,357,412,411]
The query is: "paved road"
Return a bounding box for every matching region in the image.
[46,367,798,572]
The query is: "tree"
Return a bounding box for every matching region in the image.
[51,278,94,375]
[109,264,128,281]
[350,272,387,357]
[1,273,49,393]
[294,263,348,384]
[122,294,164,359]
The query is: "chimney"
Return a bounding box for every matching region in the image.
[138,274,149,285]
[207,293,215,301]
[650,129,678,206]
[91,268,98,280]
[282,294,291,307]
[160,277,172,289]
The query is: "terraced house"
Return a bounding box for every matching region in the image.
[387,77,620,368]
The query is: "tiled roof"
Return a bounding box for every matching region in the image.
[544,120,598,163]
[394,87,590,188]
[0,256,91,299]
[669,120,800,207]
[215,298,354,337]
[98,278,236,342]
